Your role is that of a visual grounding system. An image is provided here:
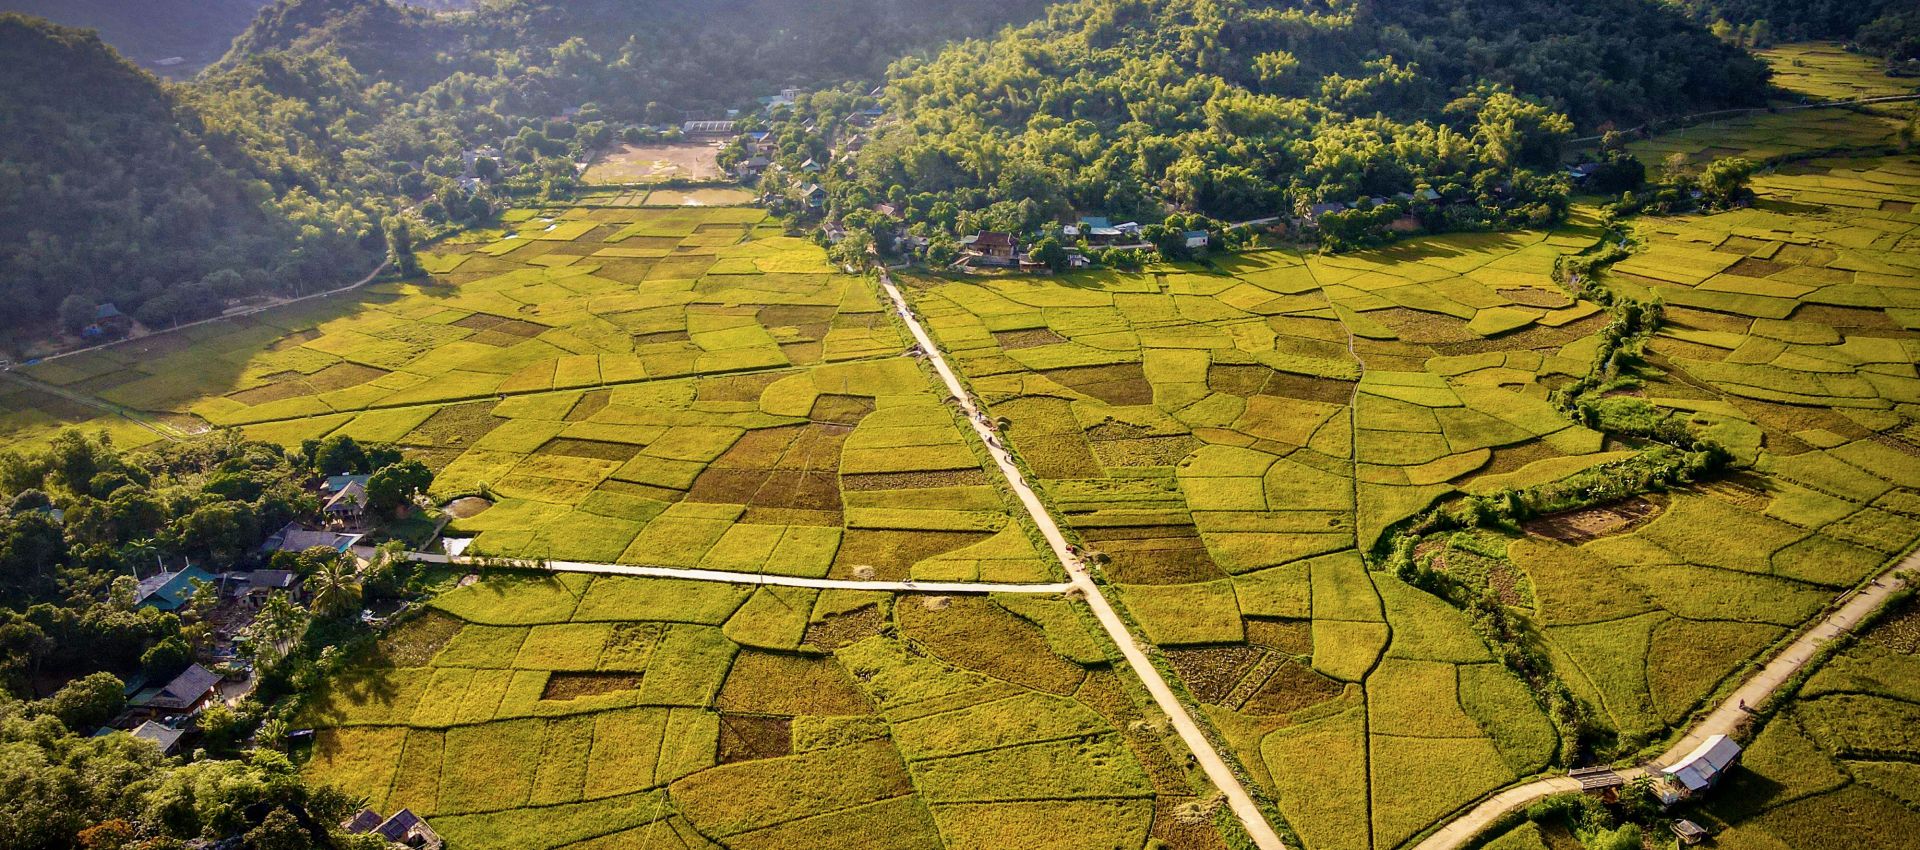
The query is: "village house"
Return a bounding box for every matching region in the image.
[800,183,827,209]
[128,663,222,717]
[136,564,218,612]
[324,479,369,526]
[1183,230,1211,250]
[129,720,187,756]
[959,231,1020,266]
[682,120,735,137]
[1656,734,1743,804]
[345,808,443,850]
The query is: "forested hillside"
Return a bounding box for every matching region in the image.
[837,0,1768,238]
[0,0,1058,347]
[0,15,382,341]
[0,0,269,72]
[1675,0,1917,54]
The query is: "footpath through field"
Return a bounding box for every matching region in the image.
[874,269,1292,850]
[363,547,1075,595]
[1412,543,1920,850]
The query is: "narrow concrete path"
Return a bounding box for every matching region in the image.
[1413,544,1919,850]
[362,547,1074,595]
[877,269,1291,850]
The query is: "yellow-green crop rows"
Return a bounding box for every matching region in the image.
[300,575,1224,850]
[3,207,1053,579]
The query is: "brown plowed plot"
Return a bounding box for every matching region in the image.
[1524,495,1664,543]
[897,596,1089,695]
[541,672,644,700]
[1041,363,1155,405]
[1499,288,1574,309]
[401,401,506,448]
[992,328,1069,349]
[450,312,549,337]
[830,530,989,580]
[718,714,793,763]
[800,603,885,650]
[1166,646,1266,703]
[1866,597,1920,654]
[1237,660,1345,715]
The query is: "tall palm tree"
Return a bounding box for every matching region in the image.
[247,592,309,662]
[307,556,363,619]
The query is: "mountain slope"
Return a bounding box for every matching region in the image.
[0,0,270,73]
[0,14,379,344]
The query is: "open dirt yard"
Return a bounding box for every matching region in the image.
[583,141,726,184]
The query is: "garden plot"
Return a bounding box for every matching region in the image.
[299,575,1226,850]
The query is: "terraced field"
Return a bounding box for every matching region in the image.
[4,43,1918,850]
[300,575,1228,850]
[3,207,1053,580]
[899,133,1920,845]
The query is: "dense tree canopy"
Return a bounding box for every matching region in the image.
[826,0,1767,245]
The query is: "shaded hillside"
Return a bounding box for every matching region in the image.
[0,0,270,74]
[0,15,380,342]
[221,0,1057,112]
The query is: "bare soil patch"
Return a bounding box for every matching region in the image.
[992,328,1069,350]
[718,714,793,764]
[1165,645,1265,703]
[444,497,493,519]
[1729,257,1792,278]
[1524,495,1665,544]
[582,142,724,184]
[566,388,612,422]
[803,604,887,650]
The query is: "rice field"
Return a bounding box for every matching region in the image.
[299,575,1225,850]
[12,46,1920,849]
[3,206,1052,580]
[1684,594,1920,849]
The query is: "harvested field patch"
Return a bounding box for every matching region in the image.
[803,604,887,650]
[1165,645,1265,703]
[1523,496,1664,544]
[718,714,794,764]
[831,530,990,579]
[898,596,1088,695]
[539,438,643,461]
[993,328,1069,349]
[1040,363,1155,405]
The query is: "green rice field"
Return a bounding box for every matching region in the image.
[298,575,1228,850]
[3,44,1918,850]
